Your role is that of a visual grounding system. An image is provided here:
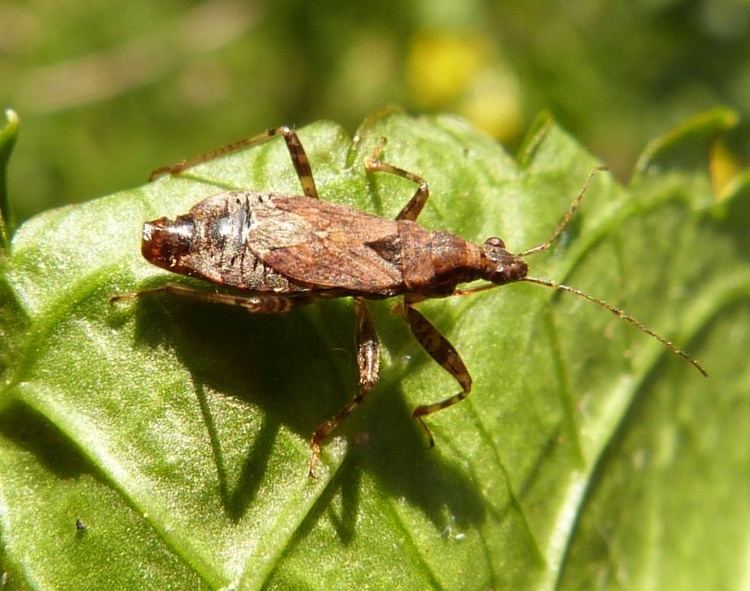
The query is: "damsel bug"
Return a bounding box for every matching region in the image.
[113,126,707,476]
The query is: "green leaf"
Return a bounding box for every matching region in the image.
[1,111,747,590]
[634,107,739,175]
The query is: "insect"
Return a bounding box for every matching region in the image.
[113,126,707,476]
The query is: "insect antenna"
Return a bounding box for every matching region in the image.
[522,276,707,376]
[516,166,607,257]
[455,166,706,376]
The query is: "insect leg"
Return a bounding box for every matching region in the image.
[399,300,472,447]
[308,298,380,477]
[110,282,312,313]
[364,140,430,221]
[149,126,319,199]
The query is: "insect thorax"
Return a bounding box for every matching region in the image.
[399,223,486,296]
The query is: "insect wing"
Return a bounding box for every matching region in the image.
[250,196,404,293]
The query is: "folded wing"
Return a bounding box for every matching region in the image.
[249,196,404,293]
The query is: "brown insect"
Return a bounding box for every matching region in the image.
[113,127,706,476]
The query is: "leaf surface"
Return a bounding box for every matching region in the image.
[1,111,747,590]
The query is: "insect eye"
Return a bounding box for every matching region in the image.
[482,237,507,259]
[484,237,505,249]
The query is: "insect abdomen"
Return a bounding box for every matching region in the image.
[145,191,311,294]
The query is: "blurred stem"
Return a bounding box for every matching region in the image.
[0,109,20,251]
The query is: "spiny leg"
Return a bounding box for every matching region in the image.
[398,300,472,447]
[110,282,312,314]
[149,126,319,199]
[364,139,430,221]
[308,299,380,477]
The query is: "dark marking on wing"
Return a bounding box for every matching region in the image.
[249,195,405,293]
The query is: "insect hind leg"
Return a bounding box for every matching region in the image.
[308,299,380,477]
[110,282,312,314]
[149,126,319,199]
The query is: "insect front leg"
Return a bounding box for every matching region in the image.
[111,282,313,314]
[308,298,380,477]
[364,140,430,222]
[398,299,473,447]
[150,126,319,199]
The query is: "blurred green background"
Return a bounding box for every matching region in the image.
[2,0,749,221]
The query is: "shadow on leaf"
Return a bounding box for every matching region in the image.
[121,284,492,533]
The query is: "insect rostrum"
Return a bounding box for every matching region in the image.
[113,126,706,477]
